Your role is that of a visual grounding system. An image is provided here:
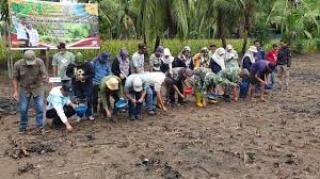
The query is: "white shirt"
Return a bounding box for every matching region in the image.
[47,86,71,123]
[140,72,165,92]
[27,28,39,47]
[131,52,144,73]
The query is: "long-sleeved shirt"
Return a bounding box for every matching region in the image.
[66,62,95,87]
[47,86,71,123]
[266,49,279,65]
[99,75,123,109]
[91,59,111,85]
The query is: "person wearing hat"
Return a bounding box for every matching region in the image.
[165,67,194,105]
[240,46,258,98]
[193,47,210,69]
[249,60,275,102]
[99,75,123,121]
[173,46,193,69]
[91,52,112,114]
[46,84,77,131]
[241,46,258,71]
[149,46,164,72]
[13,50,48,134]
[131,43,146,74]
[124,75,149,120]
[112,48,131,85]
[66,52,95,121]
[159,48,174,74]
[52,42,75,86]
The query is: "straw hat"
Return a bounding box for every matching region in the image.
[106,77,119,91]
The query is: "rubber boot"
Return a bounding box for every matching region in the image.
[195,93,203,107]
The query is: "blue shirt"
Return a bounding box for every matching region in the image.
[91,59,111,85]
[256,48,265,61]
[250,60,269,76]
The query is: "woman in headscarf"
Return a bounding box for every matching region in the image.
[173,46,193,69]
[193,67,211,107]
[112,48,131,86]
[241,46,258,71]
[193,47,210,69]
[223,45,241,101]
[239,46,258,98]
[149,46,164,72]
[160,48,174,75]
[209,47,226,75]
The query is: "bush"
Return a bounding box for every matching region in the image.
[0,38,318,63]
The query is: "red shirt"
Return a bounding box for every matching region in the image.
[266,49,279,65]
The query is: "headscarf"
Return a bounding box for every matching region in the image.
[241,46,257,65]
[118,48,130,77]
[178,46,192,67]
[162,48,174,64]
[212,48,226,71]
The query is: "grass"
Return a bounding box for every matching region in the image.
[0,38,319,62]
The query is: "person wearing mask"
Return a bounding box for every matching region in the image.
[112,48,131,85]
[173,46,193,69]
[249,60,275,102]
[193,47,210,69]
[149,46,164,72]
[160,48,174,75]
[277,40,292,91]
[26,23,39,47]
[266,44,279,86]
[91,52,112,115]
[46,84,77,131]
[13,50,48,134]
[66,52,95,121]
[52,42,75,85]
[165,67,194,106]
[99,75,123,121]
[124,75,148,120]
[254,40,266,61]
[131,43,146,74]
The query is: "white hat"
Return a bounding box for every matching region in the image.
[248,46,258,53]
[183,46,191,52]
[226,44,233,50]
[133,77,143,92]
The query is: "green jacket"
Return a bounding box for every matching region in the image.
[99,75,123,109]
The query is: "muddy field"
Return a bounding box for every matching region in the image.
[0,53,320,179]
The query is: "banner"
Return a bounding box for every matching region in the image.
[9,0,100,50]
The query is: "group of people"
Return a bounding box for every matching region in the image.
[12,40,291,133]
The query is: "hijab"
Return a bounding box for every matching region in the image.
[212,48,226,71]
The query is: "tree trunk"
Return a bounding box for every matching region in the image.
[217,8,226,48]
[154,35,161,53]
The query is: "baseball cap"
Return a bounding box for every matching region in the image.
[132,77,143,92]
[24,50,36,65]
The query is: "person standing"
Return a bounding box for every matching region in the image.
[26,23,39,47]
[266,44,279,86]
[52,42,75,85]
[277,40,292,91]
[12,50,48,133]
[149,46,164,72]
[91,52,112,114]
[112,48,131,85]
[131,43,146,74]
[254,40,266,61]
[66,52,95,121]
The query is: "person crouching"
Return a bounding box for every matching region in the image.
[46,84,77,131]
[99,75,123,122]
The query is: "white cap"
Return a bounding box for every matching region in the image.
[133,77,143,92]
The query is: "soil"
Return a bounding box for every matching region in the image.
[0,53,320,179]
